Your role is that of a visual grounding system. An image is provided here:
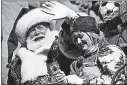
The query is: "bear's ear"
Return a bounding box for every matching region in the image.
[61,21,71,35]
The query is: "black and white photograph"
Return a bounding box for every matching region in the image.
[1,0,127,84]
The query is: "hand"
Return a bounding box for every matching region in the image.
[90,75,112,84]
[40,1,78,21]
[66,75,83,84]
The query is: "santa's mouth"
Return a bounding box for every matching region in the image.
[34,36,45,41]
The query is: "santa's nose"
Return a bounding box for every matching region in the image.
[35,27,41,35]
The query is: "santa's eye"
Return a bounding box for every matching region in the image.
[102,61,112,64]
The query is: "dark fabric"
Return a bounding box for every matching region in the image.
[7,8,29,64]
[99,16,123,37]
[71,16,99,34]
[28,5,36,9]
[47,36,74,75]
[57,52,74,75]
[61,22,71,36]
[7,55,21,85]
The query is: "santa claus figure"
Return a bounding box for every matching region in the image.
[7,8,64,85]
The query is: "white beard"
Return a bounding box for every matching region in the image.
[27,30,59,52]
[18,31,58,83]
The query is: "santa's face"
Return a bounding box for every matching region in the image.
[71,31,92,51]
[26,23,50,52]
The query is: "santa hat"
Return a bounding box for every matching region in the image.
[15,8,54,44]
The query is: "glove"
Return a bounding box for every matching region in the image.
[40,1,78,21]
[66,75,84,84]
[90,75,112,84]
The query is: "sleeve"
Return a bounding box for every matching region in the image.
[46,37,68,84]
[7,55,22,85]
[50,61,68,84]
[47,36,60,63]
[70,60,78,75]
[70,56,84,76]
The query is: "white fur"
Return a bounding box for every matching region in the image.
[18,47,48,83]
[17,31,59,83]
[66,75,84,84]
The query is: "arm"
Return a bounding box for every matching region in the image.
[7,55,22,85]
[40,1,78,22]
